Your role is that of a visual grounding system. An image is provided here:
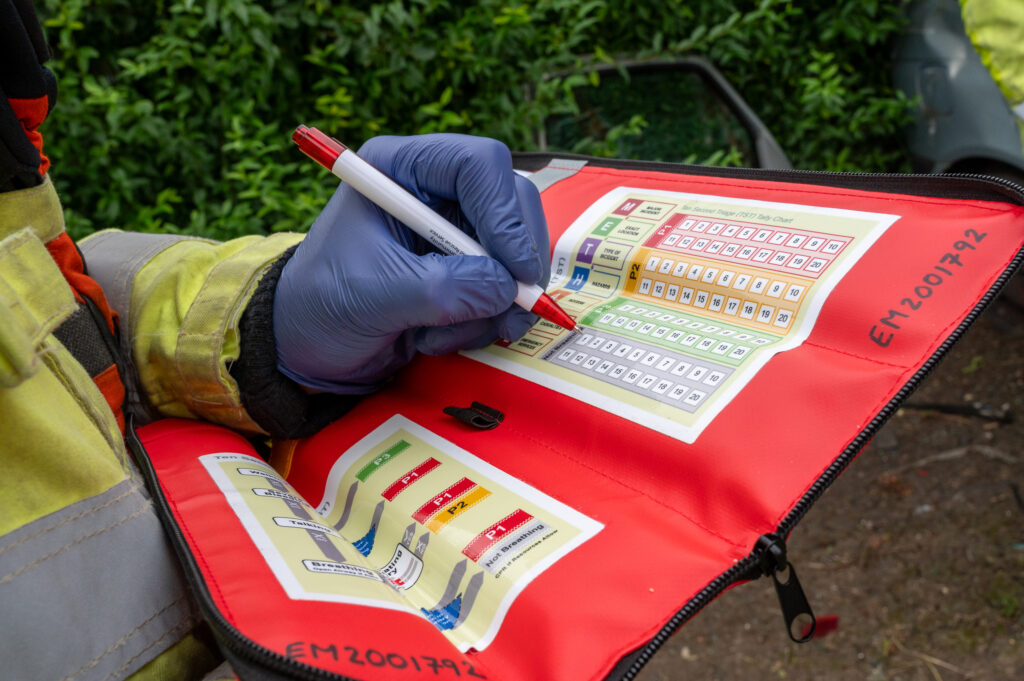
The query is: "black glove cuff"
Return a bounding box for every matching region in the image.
[232,245,360,439]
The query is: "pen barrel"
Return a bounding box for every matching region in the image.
[327,144,574,332]
[514,282,544,310]
[331,149,487,258]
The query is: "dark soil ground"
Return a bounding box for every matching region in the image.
[637,287,1024,681]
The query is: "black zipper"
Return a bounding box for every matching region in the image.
[127,422,362,681]
[523,157,1024,680]
[775,228,1024,537]
[131,158,1024,680]
[615,236,1022,676]
[753,533,816,643]
[513,151,1024,204]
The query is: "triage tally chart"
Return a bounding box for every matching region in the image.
[132,159,1024,681]
[467,187,899,443]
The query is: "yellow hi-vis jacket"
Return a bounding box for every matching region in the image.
[0,176,316,681]
[961,0,1024,133]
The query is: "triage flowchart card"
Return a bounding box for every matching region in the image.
[467,187,900,442]
[201,415,603,652]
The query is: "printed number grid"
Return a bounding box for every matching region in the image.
[634,252,809,333]
[581,298,780,366]
[540,298,782,412]
[544,328,735,412]
[649,215,851,279]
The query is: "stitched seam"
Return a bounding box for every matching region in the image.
[27,298,76,347]
[799,340,910,367]
[175,237,281,425]
[1,340,58,386]
[57,595,189,681]
[0,482,142,556]
[499,420,747,549]
[102,616,194,681]
[118,237,181,327]
[0,180,63,241]
[42,348,129,471]
[131,424,240,621]
[1,232,76,343]
[0,506,149,584]
[174,240,250,408]
[165,477,237,624]
[770,368,909,529]
[117,235,196,422]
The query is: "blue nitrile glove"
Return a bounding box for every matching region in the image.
[273,134,551,393]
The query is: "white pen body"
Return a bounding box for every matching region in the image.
[331,149,486,257]
[513,282,544,310]
[330,148,541,310]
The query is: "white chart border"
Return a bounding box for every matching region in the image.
[315,414,604,652]
[201,453,411,614]
[467,186,900,443]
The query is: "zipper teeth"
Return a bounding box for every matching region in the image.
[778,237,1024,535]
[515,151,1024,205]
[599,163,1024,680]
[768,168,1024,203]
[618,240,1024,680]
[133,161,1024,681]
[620,557,759,679]
[127,427,356,681]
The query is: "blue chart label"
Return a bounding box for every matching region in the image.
[470,187,900,444]
[201,415,604,654]
[566,266,590,291]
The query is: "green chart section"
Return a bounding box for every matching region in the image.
[580,297,782,368]
[355,440,411,482]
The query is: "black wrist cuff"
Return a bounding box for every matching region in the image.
[231,245,359,439]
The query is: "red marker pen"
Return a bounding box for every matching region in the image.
[292,125,582,335]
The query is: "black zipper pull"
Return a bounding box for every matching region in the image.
[755,533,816,643]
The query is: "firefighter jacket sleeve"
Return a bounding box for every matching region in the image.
[78,229,359,439]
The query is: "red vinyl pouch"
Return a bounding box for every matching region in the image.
[132,158,1024,681]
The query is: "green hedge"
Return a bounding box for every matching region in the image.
[38,0,910,241]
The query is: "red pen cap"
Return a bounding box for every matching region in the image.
[530,291,578,333]
[292,125,346,170]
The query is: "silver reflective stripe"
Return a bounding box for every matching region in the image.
[0,478,198,681]
[527,158,588,192]
[78,231,210,423]
[78,231,206,339]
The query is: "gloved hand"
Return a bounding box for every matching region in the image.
[273,133,550,393]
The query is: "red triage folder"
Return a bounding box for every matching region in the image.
[132,157,1024,681]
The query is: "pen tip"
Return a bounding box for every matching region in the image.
[572,325,585,336]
